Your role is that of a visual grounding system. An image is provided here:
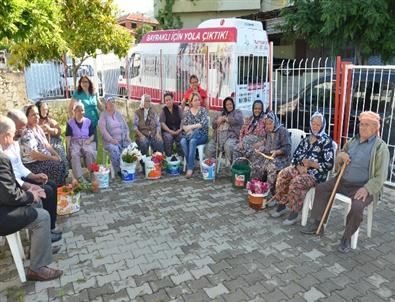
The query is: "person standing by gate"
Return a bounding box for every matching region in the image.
[182,75,208,109]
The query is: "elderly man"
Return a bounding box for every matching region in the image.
[6,109,62,243]
[0,116,63,281]
[301,111,390,253]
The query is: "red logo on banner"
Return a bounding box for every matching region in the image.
[141,27,238,44]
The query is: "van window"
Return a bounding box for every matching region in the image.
[130,53,141,78]
[237,56,267,85]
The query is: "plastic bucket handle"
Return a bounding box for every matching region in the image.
[231,157,251,170]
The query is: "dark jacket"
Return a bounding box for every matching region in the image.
[0,152,37,236]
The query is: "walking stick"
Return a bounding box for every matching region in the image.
[316,162,348,235]
[213,129,219,183]
[255,150,274,160]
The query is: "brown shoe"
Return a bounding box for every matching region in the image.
[26,266,63,281]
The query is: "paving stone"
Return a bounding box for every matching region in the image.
[181,289,210,302]
[221,288,250,302]
[148,276,174,292]
[126,284,153,300]
[141,288,169,302]
[279,281,305,299]
[203,283,229,299]
[102,288,130,302]
[88,283,114,300]
[303,287,325,302]
[171,271,194,285]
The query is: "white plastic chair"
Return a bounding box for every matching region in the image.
[6,231,27,282]
[288,129,307,156]
[301,141,338,226]
[183,144,205,172]
[333,193,374,249]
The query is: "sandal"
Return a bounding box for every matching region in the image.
[26,266,63,281]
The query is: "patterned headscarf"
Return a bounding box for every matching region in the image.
[221,97,235,116]
[248,100,265,132]
[265,111,282,132]
[310,111,326,138]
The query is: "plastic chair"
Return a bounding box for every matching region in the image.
[333,194,374,249]
[301,141,338,226]
[288,129,307,156]
[6,231,27,282]
[183,144,205,172]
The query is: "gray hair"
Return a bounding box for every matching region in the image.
[73,102,85,111]
[0,116,16,135]
[7,109,27,124]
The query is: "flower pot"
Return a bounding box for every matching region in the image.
[201,159,216,180]
[165,157,181,176]
[145,158,161,179]
[120,161,137,182]
[56,188,81,216]
[93,168,110,188]
[248,190,267,211]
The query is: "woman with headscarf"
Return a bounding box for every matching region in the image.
[270,112,334,225]
[251,111,291,194]
[36,100,68,172]
[232,100,266,161]
[206,96,243,163]
[99,96,131,177]
[134,94,164,155]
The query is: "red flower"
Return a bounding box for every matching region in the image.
[90,163,100,172]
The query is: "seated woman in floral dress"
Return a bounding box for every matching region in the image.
[232,100,266,162]
[19,105,67,187]
[251,111,291,195]
[205,96,243,163]
[270,112,334,225]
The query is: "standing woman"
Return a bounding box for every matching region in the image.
[270,112,334,224]
[251,111,291,195]
[19,105,67,187]
[36,101,69,172]
[68,76,101,146]
[232,100,266,161]
[205,96,243,163]
[180,92,209,178]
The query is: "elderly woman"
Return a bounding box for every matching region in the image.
[65,103,97,182]
[232,100,266,161]
[134,94,164,155]
[206,96,243,163]
[98,96,131,176]
[181,92,209,178]
[270,112,334,224]
[36,101,68,171]
[68,76,101,145]
[160,92,183,157]
[19,105,67,187]
[251,111,291,194]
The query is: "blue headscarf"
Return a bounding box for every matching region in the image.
[248,100,265,131]
[310,111,326,138]
[265,111,282,132]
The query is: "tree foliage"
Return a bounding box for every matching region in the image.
[1,0,132,86]
[135,24,154,44]
[280,0,395,64]
[155,0,183,29]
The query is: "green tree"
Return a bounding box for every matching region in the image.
[59,0,132,88]
[280,0,395,64]
[0,0,65,67]
[135,24,153,44]
[155,0,183,29]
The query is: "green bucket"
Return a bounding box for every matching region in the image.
[231,157,251,189]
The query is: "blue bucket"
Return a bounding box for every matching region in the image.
[166,157,181,176]
[201,160,216,180]
[120,162,137,182]
[94,170,110,188]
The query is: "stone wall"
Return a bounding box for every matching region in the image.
[0,70,29,116]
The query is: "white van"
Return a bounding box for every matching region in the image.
[118,18,271,113]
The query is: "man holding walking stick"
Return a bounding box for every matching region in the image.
[301,111,389,253]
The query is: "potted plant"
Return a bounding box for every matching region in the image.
[145,151,164,179]
[90,163,110,189]
[56,181,90,215]
[120,143,142,182]
[246,179,270,211]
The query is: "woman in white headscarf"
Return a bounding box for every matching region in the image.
[269,111,334,225]
[133,94,163,155]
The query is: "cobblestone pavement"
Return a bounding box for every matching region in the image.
[1,170,395,302]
